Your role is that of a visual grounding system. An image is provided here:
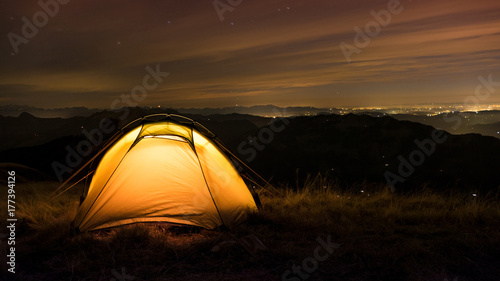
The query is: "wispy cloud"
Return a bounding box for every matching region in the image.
[0,0,499,107]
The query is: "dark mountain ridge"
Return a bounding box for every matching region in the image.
[227,114,500,193]
[1,111,499,194]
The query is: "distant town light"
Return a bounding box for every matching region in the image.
[472,193,477,197]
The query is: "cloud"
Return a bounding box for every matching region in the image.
[0,0,499,108]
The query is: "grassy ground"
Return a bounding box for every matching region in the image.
[1,179,499,281]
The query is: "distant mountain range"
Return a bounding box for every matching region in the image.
[0,107,270,152]
[387,111,500,139]
[0,104,336,118]
[3,104,500,139]
[0,105,103,118]
[238,114,500,193]
[177,105,337,116]
[1,107,500,194]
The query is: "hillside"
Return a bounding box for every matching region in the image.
[389,111,500,139]
[1,111,500,194]
[0,181,498,281]
[0,108,174,152]
[0,108,270,153]
[1,111,500,281]
[229,114,500,193]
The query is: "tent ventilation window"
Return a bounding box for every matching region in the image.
[143,135,187,142]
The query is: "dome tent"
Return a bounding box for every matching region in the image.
[67,114,259,233]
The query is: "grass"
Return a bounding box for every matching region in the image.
[1,178,499,281]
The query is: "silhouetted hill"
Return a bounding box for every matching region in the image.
[466,121,500,137]
[1,112,500,193]
[0,107,178,152]
[0,104,102,118]
[178,105,337,116]
[0,110,267,180]
[226,114,500,193]
[0,104,336,118]
[0,108,271,153]
[0,113,90,152]
[0,163,52,183]
[390,111,500,139]
[182,113,269,143]
[0,135,88,180]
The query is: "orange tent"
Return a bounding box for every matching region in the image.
[70,114,259,232]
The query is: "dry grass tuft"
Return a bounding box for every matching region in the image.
[1,179,499,281]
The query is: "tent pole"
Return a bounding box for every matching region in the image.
[50,131,124,197]
[216,143,275,195]
[50,170,94,201]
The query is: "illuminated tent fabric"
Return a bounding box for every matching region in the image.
[71,115,258,232]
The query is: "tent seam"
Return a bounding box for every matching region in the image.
[190,126,227,228]
[74,125,144,231]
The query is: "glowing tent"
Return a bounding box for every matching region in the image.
[69,114,259,233]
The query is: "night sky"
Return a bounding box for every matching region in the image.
[1,0,500,108]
